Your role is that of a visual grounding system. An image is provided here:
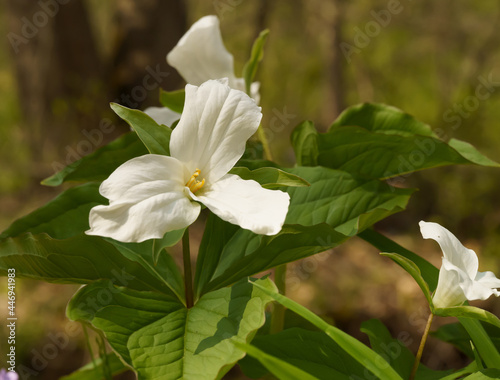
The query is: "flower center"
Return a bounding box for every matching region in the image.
[185,169,205,193]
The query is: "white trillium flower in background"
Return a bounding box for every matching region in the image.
[143,106,180,127]
[86,79,289,243]
[419,221,500,308]
[167,15,260,103]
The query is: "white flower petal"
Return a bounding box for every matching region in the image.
[467,270,500,300]
[432,258,469,308]
[87,194,200,243]
[86,154,201,242]
[170,80,262,183]
[166,15,236,86]
[193,174,290,235]
[98,155,189,203]
[419,221,478,279]
[230,78,261,104]
[143,106,181,127]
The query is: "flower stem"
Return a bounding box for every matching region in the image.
[257,124,273,161]
[182,228,194,308]
[409,313,434,380]
[270,264,287,333]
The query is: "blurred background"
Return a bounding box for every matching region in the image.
[1,0,500,378]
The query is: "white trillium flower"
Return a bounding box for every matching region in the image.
[86,79,289,243]
[167,15,260,103]
[419,221,500,308]
[143,106,180,127]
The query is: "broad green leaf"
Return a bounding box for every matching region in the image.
[358,229,439,291]
[111,103,171,156]
[285,166,415,236]
[462,369,500,379]
[459,318,500,369]
[108,237,185,302]
[291,120,318,167]
[360,319,452,379]
[42,132,147,186]
[229,166,310,189]
[0,183,104,239]
[60,352,130,380]
[317,103,498,180]
[67,277,276,380]
[198,220,347,295]
[435,307,500,330]
[159,88,185,114]
[151,228,185,265]
[329,103,435,136]
[234,341,319,380]
[196,166,415,296]
[380,253,433,307]
[238,328,375,380]
[432,322,500,359]
[250,280,403,380]
[0,233,177,296]
[242,29,269,95]
[437,362,479,380]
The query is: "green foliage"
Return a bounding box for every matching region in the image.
[238,327,377,379]
[380,252,434,307]
[0,183,104,239]
[110,103,172,156]
[60,352,130,380]
[159,88,185,114]
[249,279,404,380]
[291,120,318,167]
[67,277,276,380]
[42,132,148,186]
[242,29,269,95]
[229,166,310,189]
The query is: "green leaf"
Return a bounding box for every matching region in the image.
[242,29,269,95]
[67,277,276,380]
[0,233,177,296]
[435,307,500,330]
[159,88,185,114]
[358,229,439,292]
[108,237,185,302]
[60,352,130,380]
[239,328,376,380]
[285,166,415,236]
[360,319,452,379]
[329,103,435,136]
[462,369,500,379]
[229,166,310,189]
[111,103,171,155]
[234,340,320,380]
[317,103,498,180]
[250,280,404,380]
[291,120,318,166]
[196,166,416,296]
[197,220,347,296]
[432,322,500,359]
[380,252,433,307]
[458,318,500,369]
[151,228,185,265]
[0,183,104,239]
[42,132,148,187]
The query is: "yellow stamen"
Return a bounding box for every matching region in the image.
[186,169,205,193]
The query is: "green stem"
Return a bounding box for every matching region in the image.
[409,313,434,380]
[182,229,194,308]
[257,124,273,161]
[270,264,287,334]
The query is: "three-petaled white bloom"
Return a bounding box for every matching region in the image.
[167,15,260,103]
[420,221,500,308]
[86,80,289,243]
